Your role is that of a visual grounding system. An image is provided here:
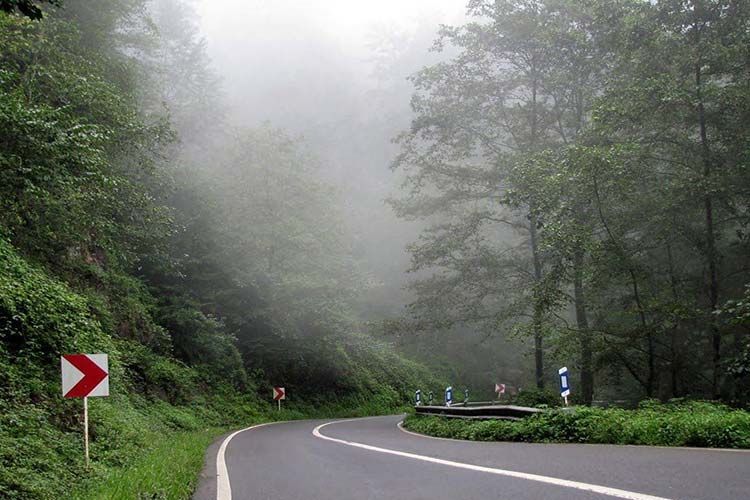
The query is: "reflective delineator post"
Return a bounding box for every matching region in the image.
[558,367,571,407]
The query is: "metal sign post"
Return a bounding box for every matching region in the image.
[61,354,109,468]
[558,367,571,406]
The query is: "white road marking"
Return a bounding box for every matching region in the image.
[313,420,673,500]
[216,421,280,500]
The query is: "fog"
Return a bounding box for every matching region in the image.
[153,0,750,400]
[192,0,466,318]
[197,0,464,126]
[2,0,747,414]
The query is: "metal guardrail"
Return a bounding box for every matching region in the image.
[414,404,544,420]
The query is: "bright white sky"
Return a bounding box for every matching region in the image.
[193,0,467,126]
[196,0,466,53]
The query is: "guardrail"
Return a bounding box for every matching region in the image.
[414,404,544,420]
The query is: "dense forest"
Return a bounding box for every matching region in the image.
[1,0,750,498]
[391,0,750,404]
[0,1,439,497]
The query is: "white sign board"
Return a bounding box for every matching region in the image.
[61,354,109,398]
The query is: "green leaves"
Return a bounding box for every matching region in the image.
[0,1,61,20]
[405,400,750,448]
[0,12,174,272]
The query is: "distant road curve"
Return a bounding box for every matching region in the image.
[193,415,750,500]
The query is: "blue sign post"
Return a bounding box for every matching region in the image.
[445,386,453,406]
[415,389,422,406]
[463,388,469,405]
[558,367,571,406]
[428,391,434,405]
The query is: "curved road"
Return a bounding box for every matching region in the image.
[194,415,750,500]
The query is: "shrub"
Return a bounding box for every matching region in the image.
[403,400,750,449]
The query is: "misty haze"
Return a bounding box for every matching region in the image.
[1,1,750,499]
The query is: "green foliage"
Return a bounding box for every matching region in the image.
[507,388,561,409]
[0,233,434,499]
[70,428,217,500]
[0,1,60,20]
[395,0,750,402]
[0,12,174,272]
[71,430,218,500]
[404,400,750,449]
[0,238,116,392]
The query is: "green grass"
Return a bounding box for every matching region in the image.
[71,428,220,500]
[403,400,750,449]
[63,386,412,500]
[0,238,439,500]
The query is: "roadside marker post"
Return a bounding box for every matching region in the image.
[273,386,285,411]
[428,391,434,405]
[61,354,109,468]
[415,389,422,406]
[445,386,453,406]
[558,367,571,406]
[494,383,505,404]
[463,388,469,405]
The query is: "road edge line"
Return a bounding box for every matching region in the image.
[216,421,282,500]
[313,420,672,500]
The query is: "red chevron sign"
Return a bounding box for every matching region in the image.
[61,354,109,398]
[273,386,285,401]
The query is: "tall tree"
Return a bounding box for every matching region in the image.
[592,0,750,397]
[393,0,623,400]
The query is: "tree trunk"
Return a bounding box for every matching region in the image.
[573,247,593,404]
[529,212,544,389]
[528,73,545,390]
[693,19,721,397]
[666,242,682,398]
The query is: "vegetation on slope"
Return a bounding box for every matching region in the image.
[0,3,440,499]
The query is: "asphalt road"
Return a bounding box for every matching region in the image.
[194,415,750,500]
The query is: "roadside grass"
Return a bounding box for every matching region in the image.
[403,400,750,449]
[65,387,412,500]
[70,428,220,500]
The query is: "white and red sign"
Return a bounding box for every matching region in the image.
[273,386,285,401]
[61,354,109,398]
[495,383,506,395]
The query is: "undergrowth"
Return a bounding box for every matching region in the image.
[403,400,750,448]
[0,238,433,499]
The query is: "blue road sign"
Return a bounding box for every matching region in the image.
[464,388,469,403]
[445,386,453,406]
[558,367,571,397]
[415,389,422,405]
[428,391,434,404]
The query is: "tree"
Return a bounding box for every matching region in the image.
[0,0,60,20]
[591,0,750,397]
[393,0,624,400]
